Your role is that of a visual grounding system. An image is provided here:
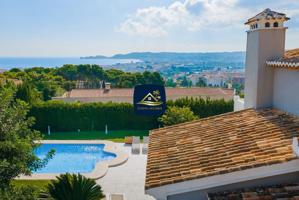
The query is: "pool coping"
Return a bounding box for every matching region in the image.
[17,140,129,180]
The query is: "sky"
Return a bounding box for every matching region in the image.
[0,0,298,57]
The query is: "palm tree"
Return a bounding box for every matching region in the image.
[47,173,104,200]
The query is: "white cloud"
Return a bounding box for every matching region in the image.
[118,0,251,37]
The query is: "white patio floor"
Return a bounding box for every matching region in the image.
[97,143,155,200]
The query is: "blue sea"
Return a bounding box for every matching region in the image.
[0,57,140,70]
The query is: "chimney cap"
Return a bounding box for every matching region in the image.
[245,8,290,25]
[104,82,111,90]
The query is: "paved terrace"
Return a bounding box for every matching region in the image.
[97,143,155,200]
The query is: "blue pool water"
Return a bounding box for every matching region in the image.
[34,144,116,173]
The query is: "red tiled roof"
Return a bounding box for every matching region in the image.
[285,48,299,59]
[68,88,234,99]
[267,49,299,69]
[245,8,289,25]
[145,109,299,189]
[208,183,299,200]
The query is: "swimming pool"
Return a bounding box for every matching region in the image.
[34,143,116,173]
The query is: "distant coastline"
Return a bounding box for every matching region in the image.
[80,55,108,59]
[0,57,140,70]
[80,51,246,61]
[0,52,245,73]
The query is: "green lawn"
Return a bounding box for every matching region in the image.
[12,180,50,190]
[43,130,149,142]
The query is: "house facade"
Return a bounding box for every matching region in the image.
[145,9,299,200]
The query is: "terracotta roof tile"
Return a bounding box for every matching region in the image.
[245,8,289,25]
[145,109,299,189]
[68,88,233,99]
[267,49,299,69]
[285,48,299,59]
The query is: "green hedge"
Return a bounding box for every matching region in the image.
[29,97,233,132]
[167,97,234,118]
[30,101,158,132]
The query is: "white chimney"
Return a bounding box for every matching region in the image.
[104,82,111,91]
[244,8,289,109]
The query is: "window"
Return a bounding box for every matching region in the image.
[265,22,270,28]
[274,22,279,27]
[251,24,258,30]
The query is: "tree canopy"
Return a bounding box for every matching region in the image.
[165,78,177,87]
[2,64,165,101]
[196,77,207,87]
[0,86,53,189]
[180,76,192,87]
[158,106,198,126]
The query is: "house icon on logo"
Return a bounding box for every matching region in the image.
[137,92,163,106]
[134,85,166,115]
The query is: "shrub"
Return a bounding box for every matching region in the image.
[47,173,104,200]
[168,97,233,118]
[0,184,41,200]
[159,106,198,126]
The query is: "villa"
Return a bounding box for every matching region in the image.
[4,1,299,200]
[145,9,299,200]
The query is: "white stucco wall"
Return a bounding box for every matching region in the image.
[234,95,245,111]
[244,30,260,109]
[273,68,299,116]
[244,28,286,109]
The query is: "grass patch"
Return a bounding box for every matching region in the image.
[12,180,50,190]
[43,130,149,142]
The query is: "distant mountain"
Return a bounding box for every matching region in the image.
[81,52,245,63]
[80,55,108,59]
